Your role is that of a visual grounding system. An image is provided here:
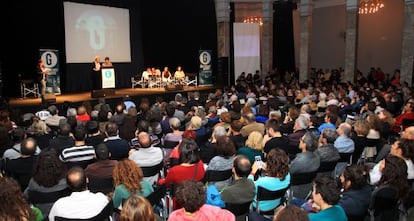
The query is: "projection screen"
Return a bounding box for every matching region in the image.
[64,2,131,63]
[233,23,261,84]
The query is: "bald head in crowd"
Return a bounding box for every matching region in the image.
[21,138,37,156]
[402,126,414,140]
[138,132,152,148]
[337,122,352,137]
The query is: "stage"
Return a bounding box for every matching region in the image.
[7,85,216,108]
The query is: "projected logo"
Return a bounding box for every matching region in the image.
[75,12,116,50]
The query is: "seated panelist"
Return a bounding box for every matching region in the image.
[174,66,185,84]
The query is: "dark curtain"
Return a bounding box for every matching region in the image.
[273,1,296,75]
[140,0,217,75]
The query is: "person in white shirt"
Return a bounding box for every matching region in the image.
[142,67,151,81]
[48,167,109,221]
[369,138,414,185]
[128,132,164,185]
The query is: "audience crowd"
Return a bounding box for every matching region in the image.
[0,66,414,221]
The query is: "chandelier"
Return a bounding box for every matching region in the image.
[358,0,384,14]
[243,16,263,26]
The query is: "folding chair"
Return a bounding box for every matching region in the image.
[254,186,289,216]
[225,201,252,221]
[317,160,337,178]
[289,171,317,199]
[20,74,39,98]
[368,185,400,221]
[202,169,232,183]
[88,177,114,195]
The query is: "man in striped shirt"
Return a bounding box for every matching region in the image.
[60,125,95,168]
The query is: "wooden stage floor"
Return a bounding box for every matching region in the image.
[8,85,215,107]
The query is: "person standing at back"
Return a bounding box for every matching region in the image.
[37,59,50,98]
[92,56,101,90]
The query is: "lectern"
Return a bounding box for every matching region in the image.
[91,68,116,98]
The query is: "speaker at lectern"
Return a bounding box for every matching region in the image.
[101,68,115,89]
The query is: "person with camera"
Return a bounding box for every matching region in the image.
[128,132,164,185]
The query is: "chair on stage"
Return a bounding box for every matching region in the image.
[185,73,198,86]
[131,75,148,88]
[19,74,40,98]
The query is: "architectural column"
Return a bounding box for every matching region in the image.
[299,0,313,83]
[401,0,414,86]
[261,0,273,77]
[344,0,358,83]
[215,0,231,58]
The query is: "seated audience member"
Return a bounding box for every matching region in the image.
[237,131,264,165]
[338,165,371,218]
[168,181,235,221]
[248,148,291,214]
[75,105,91,125]
[4,137,39,191]
[25,149,68,218]
[159,138,205,186]
[128,132,164,185]
[163,117,184,144]
[318,113,337,133]
[315,128,340,163]
[372,155,411,203]
[279,106,299,135]
[263,118,289,155]
[200,125,226,164]
[308,176,347,221]
[369,138,414,185]
[59,126,95,169]
[188,116,208,142]
[111,103,126,126]
[220,155,255,221]
[273,205,309,221]
[393,101,414,133]
[255,104,269,124]
[45,105,66,128]
[27,118,53,149]
[85,143,117,181]
[351,119,369,164]
[206,136,236,191]
[120,195,157,221]
[104,122,131,160]
[49,123,75,155]
[112,159,154,209]
[290,132,320,199]
[240,112,265,137]
[0,176,44,221]
[48,167,109,221]
[0,109,17,133]
[334,122,355,176]
[287,116,309,158]
[377,109,394,140]
[85,120,105,147]
[215,111,232,131]
[2,127,41,160]
[228,120,247,151]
